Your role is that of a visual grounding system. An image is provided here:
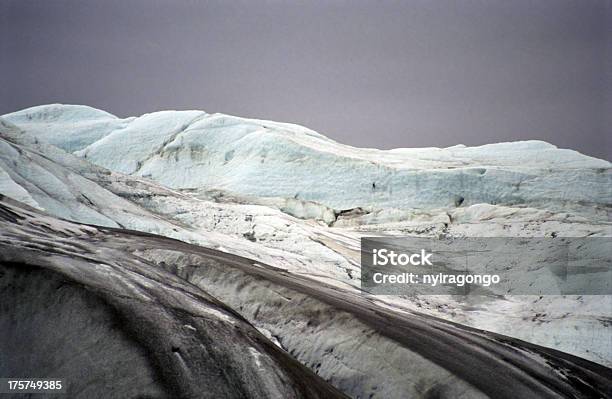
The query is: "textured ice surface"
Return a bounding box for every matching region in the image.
[0,166,40,209]
[0,198,346,399]
[5,104,610,216]
[78,110,206,174]
[1,105,611,368]
[3,104,132,152]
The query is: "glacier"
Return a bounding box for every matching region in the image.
[0,197,347,399]
[2,197,611,398]
[0,104,611,398]
[4,104,610,217]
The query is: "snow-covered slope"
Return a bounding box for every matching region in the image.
[0,117,192,231]
[4,104,610,216]
[4,104,132,152]
[0,117,358,278]
[2,197,611,399]
[0,105,611,370]
[0,197,347,399]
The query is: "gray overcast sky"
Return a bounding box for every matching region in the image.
[1,0,610,159]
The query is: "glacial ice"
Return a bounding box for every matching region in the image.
[0,104,611,369]
[5,104,610,216]
[3,104,132,152]
[0,161,41,209]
